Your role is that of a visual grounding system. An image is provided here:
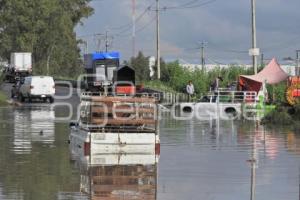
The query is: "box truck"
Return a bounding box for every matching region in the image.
[4,52,32,82]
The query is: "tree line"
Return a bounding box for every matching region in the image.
[0,0,93,77]
[129,51,287,103]
[129,52,252,94]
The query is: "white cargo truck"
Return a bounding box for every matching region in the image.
[4,52,32,82]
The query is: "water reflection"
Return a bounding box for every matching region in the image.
[70,146,159,200]
[159,115,300,200]
[0,106,299,200]
[13,107,55,154]
[0,107,80,200]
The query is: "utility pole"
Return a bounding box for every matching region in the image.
[132,0,136,57]
[251,0,258,74]
[296,50,300,76]
[94,32,113,52]
[201,41,205,71]
[156,0,161,80]
[105,30,109,52]
[95,34,102,52]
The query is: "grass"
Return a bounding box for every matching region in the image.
[0,71,8,106]
[144,80,178,93]
[0,91,8,106]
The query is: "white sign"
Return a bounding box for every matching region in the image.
[249,48,260,56]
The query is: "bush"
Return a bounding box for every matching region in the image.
[157,62,251,97]
[267,82,287,104]
[261,103,300,125]
[261,106,293,125]
[291,103,300,121]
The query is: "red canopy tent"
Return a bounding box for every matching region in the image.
[239,58,289,93]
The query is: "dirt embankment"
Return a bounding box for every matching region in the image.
[0,83,11,106]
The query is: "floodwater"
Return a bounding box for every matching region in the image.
[0,105,300,200]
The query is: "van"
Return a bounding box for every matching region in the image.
[19,76,55,103]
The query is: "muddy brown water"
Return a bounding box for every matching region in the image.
[0,105,299,200]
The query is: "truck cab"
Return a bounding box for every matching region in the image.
[84,52,119,92]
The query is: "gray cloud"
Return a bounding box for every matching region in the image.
[76,0,300,63]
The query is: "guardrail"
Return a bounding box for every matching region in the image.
[203,90,258,104]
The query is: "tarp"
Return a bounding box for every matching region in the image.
[84,52,120,69]
[92,52,120,60]
[239,58,289,93]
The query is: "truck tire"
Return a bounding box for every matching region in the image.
[49,97,54,104]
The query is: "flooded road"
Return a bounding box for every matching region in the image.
[0,105,299,200]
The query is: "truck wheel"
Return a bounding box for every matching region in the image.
[49,97,54,104]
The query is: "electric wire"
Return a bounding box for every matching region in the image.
[162,0,217,10]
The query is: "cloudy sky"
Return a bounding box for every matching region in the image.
[76,0,300,64]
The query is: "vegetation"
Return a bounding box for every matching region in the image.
[267,82,288,104]
[129,52,291,107]
[144,80,177,93]
[0,91,8,106]
[261,103,300,125]
[0,0,93,78]
[130,51,253,96]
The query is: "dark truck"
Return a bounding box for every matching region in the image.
[83,52,136,94]
[84,52,120,92]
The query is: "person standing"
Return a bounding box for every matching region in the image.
[212,76,223,91]
[186,80,195,102]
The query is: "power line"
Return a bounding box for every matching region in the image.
[161,0,200,9]
[186,46,248,54]
[206,56,225,65]
[78,2,154,39]
[159,0,217,10]
[210,47,248,54]
[114,16,156,38]
[111,2,154,36]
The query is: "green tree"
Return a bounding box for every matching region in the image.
[0,0,93,78]
[130,51,150,82]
